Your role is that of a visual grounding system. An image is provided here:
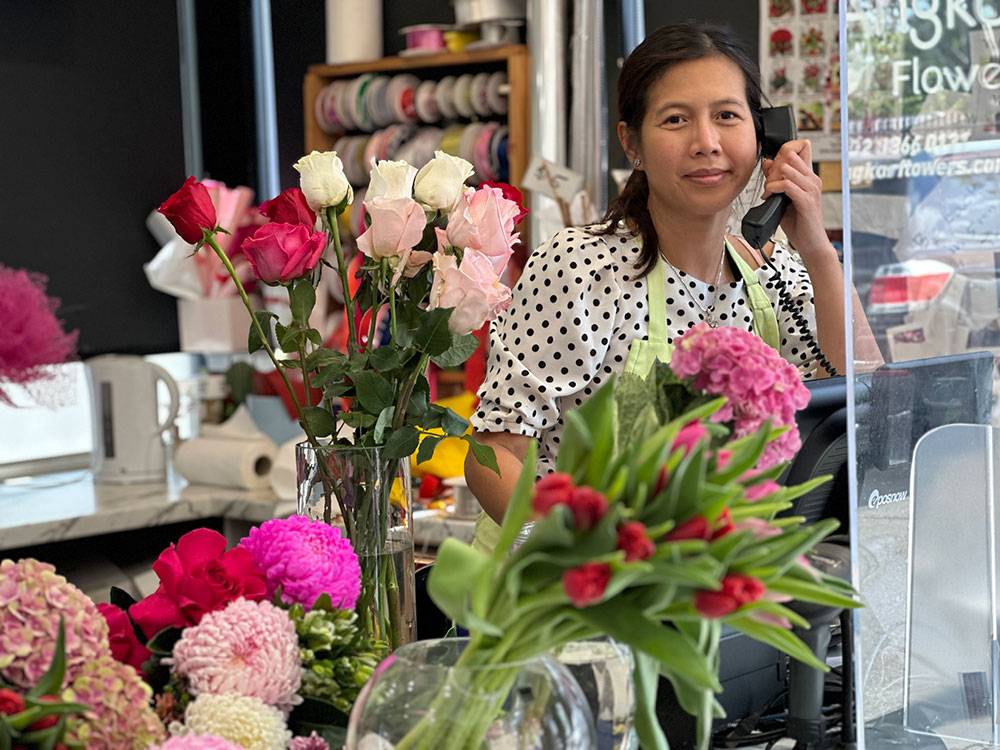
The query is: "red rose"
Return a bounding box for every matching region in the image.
[259,187,317,227]
[241,223,327,284]
[158,177,218,244]
[532,472,575,517]
[129,528,267,639]
[0,688,25,717]
[694,573,766,618]
[711,509,735,540]
[567,486,608,530]
[617,521,656,562]
[97,603,152,674]
[481,181,529,225]
[665,516,711,542]
[563,563,612,608]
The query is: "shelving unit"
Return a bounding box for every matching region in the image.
[303,45,530,191]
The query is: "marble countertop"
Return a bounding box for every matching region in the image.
[0,471,476,552]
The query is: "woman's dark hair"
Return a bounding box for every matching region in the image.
[598,20,766,277]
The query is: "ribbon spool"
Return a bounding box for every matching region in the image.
[399,24,447,55]
[389,74,420,122]
[452,74,475,118]
[469,72,493,117]
[486,72,508,115]
[435,76,458,120]
[414,80,440,123]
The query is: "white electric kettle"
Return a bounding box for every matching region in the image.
[87,354,180,483]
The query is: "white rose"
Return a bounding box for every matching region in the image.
[413,151,475,212]
[368,158,417,200]
[293,151,354,212]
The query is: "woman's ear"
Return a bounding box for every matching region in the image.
[617,122,639,166]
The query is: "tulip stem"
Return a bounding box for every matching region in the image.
[326,206,356,357]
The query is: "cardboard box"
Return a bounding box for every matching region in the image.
[177,295,261,353]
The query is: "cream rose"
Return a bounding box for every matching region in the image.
[368,158,417,200]
[413,151,475,213]
[293,151,353,212]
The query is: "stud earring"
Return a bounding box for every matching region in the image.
[633,157,641,168]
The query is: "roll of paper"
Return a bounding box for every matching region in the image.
[175,437,277,490]
[325,0,382,65]
[269,434,306,502]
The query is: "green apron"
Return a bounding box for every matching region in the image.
[471,239,780,554]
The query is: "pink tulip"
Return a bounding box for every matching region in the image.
[428,250,512,335]
[443,186,520,275]
[241,223,326,284]
[356,197,430,284]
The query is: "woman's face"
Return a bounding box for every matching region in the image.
[623,55,759,221]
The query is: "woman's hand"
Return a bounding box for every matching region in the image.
[760,138,835,262]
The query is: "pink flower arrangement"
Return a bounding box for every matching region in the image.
[428,250,513,335]
[0,264,78,407]
[169,598,303,713]
[152,734,246,750]
[239,515,361,610]
[670,323,810,467]
[442,185,521,274]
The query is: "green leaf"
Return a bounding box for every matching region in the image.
[277,323,304,353]
[248,310,278,353]
[394,303,421,348]
[463,435,499,476]
[146,626,183,656]
[301,406,338,437]
[439,407,469,437]
[28,618,66,698]
[289,279,317,325]
[726,613,829,671]
[109,586,137,612]
[383,426,420,459]
[351,371,395,414]
[416,434,444,465]
[413,307,454,356]
[765,575,859,610]
[305,328,323,347]
[373,406,394,443]
[338,411,376,429]
[405,385,429,419]
[427,538,503,636]
[306,349,347,371]
[633,649,669,750]
[491,439,539,563]
[1,716,13,750]
[369,347,403,373]
[431,333,480,368]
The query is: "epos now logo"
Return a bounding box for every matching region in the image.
[868,489,909,509]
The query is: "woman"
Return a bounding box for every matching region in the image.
[465,21,879,550]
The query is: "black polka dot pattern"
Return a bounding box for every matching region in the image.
[471,226,821,475]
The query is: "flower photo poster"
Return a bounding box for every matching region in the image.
[760,0,842,161]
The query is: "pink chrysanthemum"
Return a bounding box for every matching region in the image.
[61,655,167,750]
[169,598,303,712]
[152,734,245,750]
[0,264,78,407]
[0,558,110,690]
[670,324,810,468]
[239,515,361,610]
[289,731,330,750]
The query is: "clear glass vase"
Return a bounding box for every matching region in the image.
[297,442,416,651]
[345,637,597,750]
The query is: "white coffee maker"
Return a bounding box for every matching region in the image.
[87,355,179,483]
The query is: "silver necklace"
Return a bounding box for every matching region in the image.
[661,246,726,328]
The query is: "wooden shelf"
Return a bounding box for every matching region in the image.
[303,45,530,191]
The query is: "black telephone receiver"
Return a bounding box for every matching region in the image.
[741,105,797,251]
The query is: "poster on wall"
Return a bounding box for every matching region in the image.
[758,0,842,161]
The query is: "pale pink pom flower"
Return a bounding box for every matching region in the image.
[169,598,303,713]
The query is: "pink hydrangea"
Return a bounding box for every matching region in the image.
[239,516,361,610]
[0,558,110,690]
[62,655,166,750]
[169,598,303,713]
[152,734,245,750]
[670,324,810,468]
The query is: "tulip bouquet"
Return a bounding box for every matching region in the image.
[158,150,521,648]
[386,324,860,750]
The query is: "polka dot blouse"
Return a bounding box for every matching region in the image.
[471,224,822,477]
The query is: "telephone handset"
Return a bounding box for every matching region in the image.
[741,105,796,251]
[740,105,839,376]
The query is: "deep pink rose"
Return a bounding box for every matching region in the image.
[444,186,520,274]
[129,528,267,639]
[563,563,612,608]
[356,197,430,284]
[428,250,512,335]
[98,603,152,674]
[158,177,218,244]
[259,187,317,226]
[241,223,326,284]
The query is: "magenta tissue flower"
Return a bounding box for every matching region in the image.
[152,734,245,750]
[239,515,361,610]
[0,264,78,406]
[670,323,810,468]
[169,598,303,713]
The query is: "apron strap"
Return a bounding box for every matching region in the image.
[726,240,781,352]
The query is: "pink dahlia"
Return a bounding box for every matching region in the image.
[670,324,810,468]
[239,515,361,610]
[0,558,110,689]
[152,734,245,750]
[169,598,303,712]
[62,655,166,749]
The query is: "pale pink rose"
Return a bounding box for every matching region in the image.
[428,250,512,335]
[356,197,430,285]
[443,186,520,275]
